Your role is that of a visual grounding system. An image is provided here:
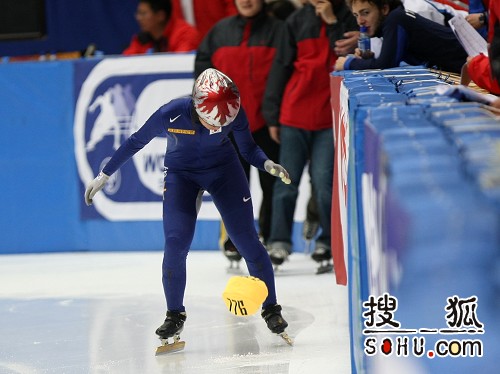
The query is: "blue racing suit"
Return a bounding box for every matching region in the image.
[102,96,277,312]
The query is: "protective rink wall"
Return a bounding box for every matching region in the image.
[0,53,312,254]
[331,67,500,373]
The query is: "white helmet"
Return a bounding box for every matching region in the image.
[192,68,241,127]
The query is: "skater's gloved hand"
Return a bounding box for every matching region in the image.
[264,160,291,184]
[84,171,110,206]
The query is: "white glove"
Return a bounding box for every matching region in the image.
[264,160,291,184]
[84,171,110,206]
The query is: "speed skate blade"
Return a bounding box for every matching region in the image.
[280,332,294,346]
[155,340,185,355]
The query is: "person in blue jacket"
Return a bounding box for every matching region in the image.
[334,0,467,73]
[84,68,292,347]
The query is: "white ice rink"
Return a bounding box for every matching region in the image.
[0,251,350,374]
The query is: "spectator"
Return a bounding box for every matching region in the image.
[170,0,238,39]
[296,0,359,56]
[123,0,200,55]
[195,0,285,262]
[463,0,500,94]
[267,0,323,249]
[263,0,358,267]
[334,0,468,74]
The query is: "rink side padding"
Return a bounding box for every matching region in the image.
[331,67,500,373]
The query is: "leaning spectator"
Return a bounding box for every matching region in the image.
[335,0,468,74]
[267,0,323,248]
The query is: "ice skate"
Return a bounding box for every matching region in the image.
[267,242,291,271]
[155,311,187,355]
[223,238,242,272]
[311,245,333,275]
[220,223,242,272]
[261,304,293,346]
[302,219,320,254]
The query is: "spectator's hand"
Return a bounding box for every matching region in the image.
[334,56,347,71]
[460,60,472,86]
[354,47,374,59]
[264,160,291,184]
[466,13,484,30]
[84,171,109,206]
[491,98,500,110]
[315,0,337,25]
[461,55,482,86]
[334,31,359,56]
[269,126,280,144]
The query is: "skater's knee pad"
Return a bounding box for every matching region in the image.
[222,276,268,316]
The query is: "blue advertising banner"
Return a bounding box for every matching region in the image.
[0,53,313,253]
[0,60,79,253]
[74,54,197,221]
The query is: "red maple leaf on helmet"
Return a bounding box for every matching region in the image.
[198,85,239,126]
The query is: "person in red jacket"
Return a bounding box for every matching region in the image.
[194,0,286,264]
[263,0,358,268]
[463,0,500,94]
[123,0,200,55]
[171,0,238,39]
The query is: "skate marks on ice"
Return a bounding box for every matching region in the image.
[0,297,165,374]
[0,295,313,374]
[168,303,314,372]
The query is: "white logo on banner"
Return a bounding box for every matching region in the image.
[86,84,134,152]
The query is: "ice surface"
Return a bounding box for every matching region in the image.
[0,251,350,374]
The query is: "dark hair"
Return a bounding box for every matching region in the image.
[330,0,345,6]
[140,0,172,18]
[346,0,402,11]
[266,0,297,20]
